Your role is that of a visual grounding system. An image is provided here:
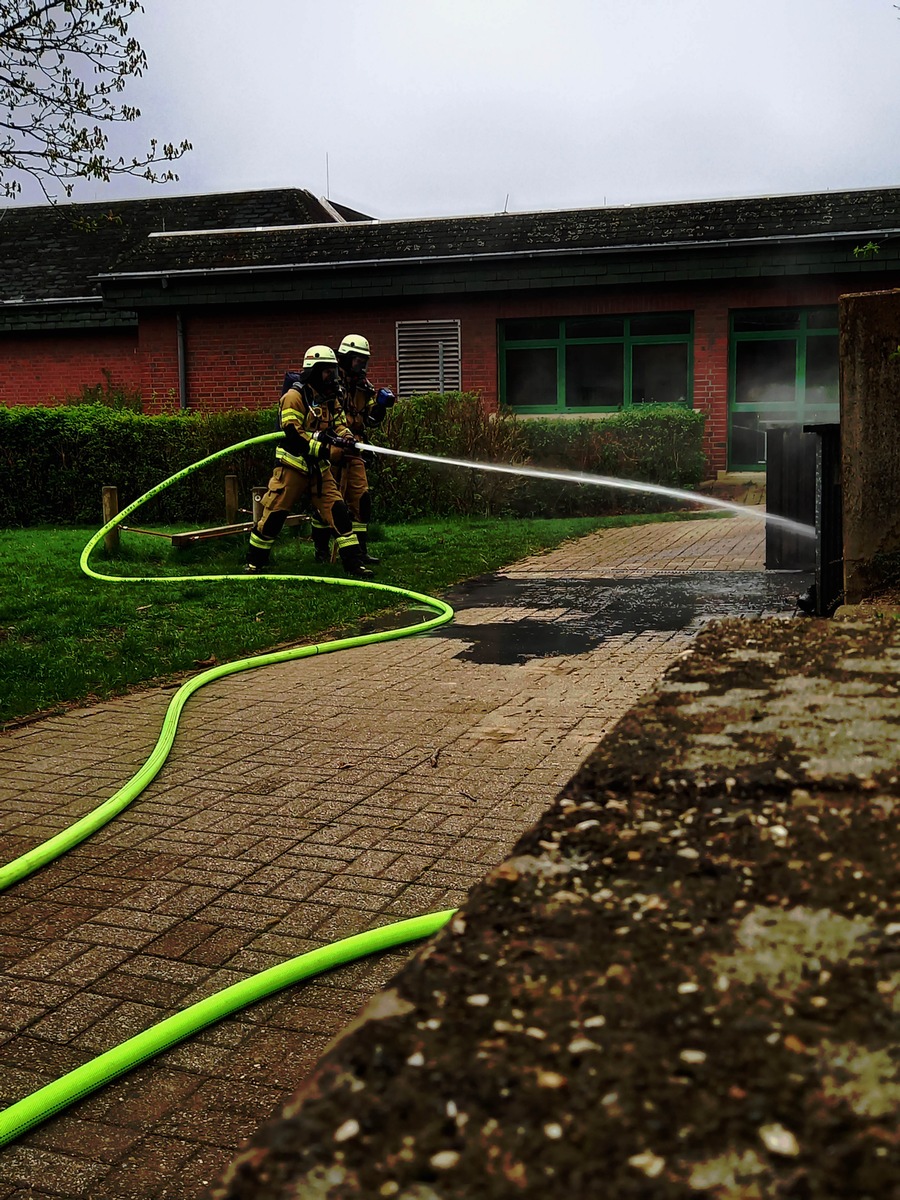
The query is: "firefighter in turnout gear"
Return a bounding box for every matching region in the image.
[246,345,372,576]
[320,333,395,566]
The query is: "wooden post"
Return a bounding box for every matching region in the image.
[101,486,120,555]
[225,474,239,524]
[252,487,266,526]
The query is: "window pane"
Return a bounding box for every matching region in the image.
[730,412,769,466]
[565,316,625,339]
[733,309,802,333]
[565,343,624,407]
[631,343,689,405]
[506,347,558,406]
[806,307,838,330]
[503,319,560,342]
[731,411,802,466]
[805,334,839,415]
[630,313,691,336]
[734,340,797,407]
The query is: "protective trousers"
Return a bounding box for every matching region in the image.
[248,463,358,569]
[339,456,371,535]
[336,455,378,563]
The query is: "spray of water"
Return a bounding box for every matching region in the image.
[356,443,816,540]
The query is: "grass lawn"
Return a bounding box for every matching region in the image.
[0,511,726,725]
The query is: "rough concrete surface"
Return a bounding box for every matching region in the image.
[0,515,823,1199]
[210,617,899,1200]
[840,288,900,601]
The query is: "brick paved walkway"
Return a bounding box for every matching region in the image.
[0,515,787,1199]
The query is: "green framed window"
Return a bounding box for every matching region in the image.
[728,306,839,469]
[500,313,693,413]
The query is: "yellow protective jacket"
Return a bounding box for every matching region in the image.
[276,382,352,474]
[338,371,386,440]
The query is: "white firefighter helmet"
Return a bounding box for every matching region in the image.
[338,334,371,359]
[302,344,338,369]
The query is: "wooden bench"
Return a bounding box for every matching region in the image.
[101,479,311,552]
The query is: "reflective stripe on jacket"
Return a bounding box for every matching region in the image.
[338,372,383,438]
[275,383,344,472]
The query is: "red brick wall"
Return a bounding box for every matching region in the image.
[138,313,180,409]
[173,301,457,413]
[1,277,858,474]
[0,328,140,407]
[694,299,730,469]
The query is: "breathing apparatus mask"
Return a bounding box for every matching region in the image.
[306,361,339,398]
[340,352,369,382]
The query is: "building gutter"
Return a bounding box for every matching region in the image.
[0,295,102,307]
[96,227,900,285]
[176,312,188,411]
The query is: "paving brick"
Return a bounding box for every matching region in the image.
[188,1076,285,1116]
[0,902,95,940]
[0,1035,88,1081]
[155,1145,235,1200]
[69,921,161,952]
[27,1117,142,1164]
[28,991,120,1044]
[75,1066,204,1127]
[0,515,781,1198]
[88,1136,198,1199]
[0,1146,109,1193]
[216,1028,331,1091]
[0,1001,46,1033]
[78,1001,169,1053]
[154,1036,232,1074]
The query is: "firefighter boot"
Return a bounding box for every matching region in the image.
[339,544,373,577]
[357,531,380,565]
[311,525,332,564]
[245,533,271,573]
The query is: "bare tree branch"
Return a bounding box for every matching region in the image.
[0,0,191,200]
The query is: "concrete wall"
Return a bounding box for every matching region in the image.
[840,288,900,601]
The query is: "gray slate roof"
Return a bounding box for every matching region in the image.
[0,188,364,304]
[103,186,900,280]
[3,185,900,304]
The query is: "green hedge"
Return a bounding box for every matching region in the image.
[366,391,528,521]
[0,405,279,526]
[0,397,707,528]
[369,396,706,519]
[511,404,708,517]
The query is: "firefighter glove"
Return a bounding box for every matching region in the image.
[310,429,336,456]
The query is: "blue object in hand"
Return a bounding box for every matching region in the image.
[375,387,396,407]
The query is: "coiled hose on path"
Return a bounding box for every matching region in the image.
[0,433,457,1148]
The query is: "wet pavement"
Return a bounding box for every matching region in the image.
[442,570,809,664]
[0,513,802,1200]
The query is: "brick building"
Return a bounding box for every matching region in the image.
[2,184,900,474]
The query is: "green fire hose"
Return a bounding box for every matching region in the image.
[0,433,457,1147]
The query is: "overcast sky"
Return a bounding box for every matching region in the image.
[38,0,900,217]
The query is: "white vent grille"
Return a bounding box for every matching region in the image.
[396,320,461,395]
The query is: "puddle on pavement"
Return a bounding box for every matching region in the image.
[437,571,813,665]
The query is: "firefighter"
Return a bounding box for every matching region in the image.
[246,345,371,576]
[318,333,395,566]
